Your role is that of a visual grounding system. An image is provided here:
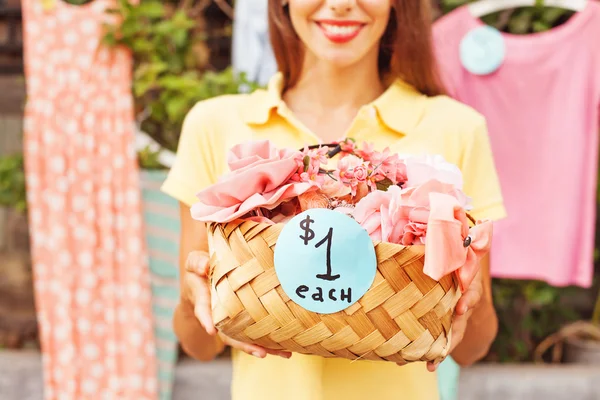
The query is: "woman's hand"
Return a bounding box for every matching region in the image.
[183,251,293,360]
[424,253,498,372]
[424,268,484,372]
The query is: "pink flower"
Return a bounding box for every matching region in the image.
[320,175,352,198]
[364,148,408,188]
[355,142,376,161]
[393,161,408,185]
[339,139,356,154]
[354,179,470,245]
[369,147,392,165]
[353,165,368,182]
[404,154,464,190]
[401,222,427,246]
[191,140,317,223]
[380,186,410,243]
[338,154,362,176]
[299,164,326,187]
[403,178,471,210]
[291,145,329,186]
[353,186,411,242]
[352,189,393,241]
[338,155,367,196]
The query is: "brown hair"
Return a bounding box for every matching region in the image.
[268,0,446,97]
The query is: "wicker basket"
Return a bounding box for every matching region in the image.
[207,218,462,364]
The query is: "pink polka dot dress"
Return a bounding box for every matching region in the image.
[21,0,158,398]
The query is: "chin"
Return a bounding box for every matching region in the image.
[318,51,365,69]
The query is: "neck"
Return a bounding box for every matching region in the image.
[283,53,385,112]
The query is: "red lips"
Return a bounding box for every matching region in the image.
[316,20,365,44]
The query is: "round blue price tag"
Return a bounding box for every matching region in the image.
[274,209,377,314]
[460,25,505,76]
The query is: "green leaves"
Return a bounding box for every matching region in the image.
[438,1,573,34]
[508,9,534,34]
[102,0,260,159]
[303,156,311,173]
[137,145,164,170]
[136,1,165,18]
[489,278,589,363]
[375,177,394,191]
[165,96,190,124]
[0,153,27,213]
[524,282,558,307]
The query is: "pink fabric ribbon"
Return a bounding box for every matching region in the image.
[422,192,493,292]
[190,140,316,223]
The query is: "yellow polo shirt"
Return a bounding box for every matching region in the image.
[161,73,506,400]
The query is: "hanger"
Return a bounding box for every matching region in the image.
[468,0,588,17]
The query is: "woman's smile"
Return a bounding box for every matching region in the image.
[316,20,366,44]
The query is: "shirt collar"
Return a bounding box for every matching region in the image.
[241,72,427,136]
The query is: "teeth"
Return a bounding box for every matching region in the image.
[321,24,360,36]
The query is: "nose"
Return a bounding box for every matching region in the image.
[326,0,353,13]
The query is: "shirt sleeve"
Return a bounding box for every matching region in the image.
[160,101,222,207]
[460,116,507,222]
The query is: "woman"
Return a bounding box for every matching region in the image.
[161,0,505,398]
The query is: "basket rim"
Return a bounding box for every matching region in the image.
[207,217,427,256]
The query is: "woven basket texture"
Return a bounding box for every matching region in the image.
[207,219,461,364]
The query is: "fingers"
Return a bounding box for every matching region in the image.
[184,271,216,335]
[193,284,216,336]
[186,251,210,276]
[264,348,293,359]
[184,251,216,334]
[221,335,292,359]
[446,311,469,355]
[185,250,293,359]
[426,361,440,372]
[455,286,482,316]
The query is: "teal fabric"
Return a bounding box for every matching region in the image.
[437,357,460,400]
[141,170,181,400]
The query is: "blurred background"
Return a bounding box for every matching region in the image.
[1,0,599,399]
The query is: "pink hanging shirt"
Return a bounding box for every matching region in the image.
[433,3,600,287]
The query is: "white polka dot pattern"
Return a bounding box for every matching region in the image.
[21,0,158,399]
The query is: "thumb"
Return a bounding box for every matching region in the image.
[184,271,216,335]
[186,250,210,276]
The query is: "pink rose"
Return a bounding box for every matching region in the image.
[355,182,466,246]
[394,162,408,184]
[352,189,393,241]
[380,186,410,243]
[191,140,316,223]
[401,222,427,246]
[320,175,352,198]
[338,155,371,196]
[338,155,362,178]
[353,186,411,242]
[403,178,471,210]
[403,154,464,190]
[353,165,368,182]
